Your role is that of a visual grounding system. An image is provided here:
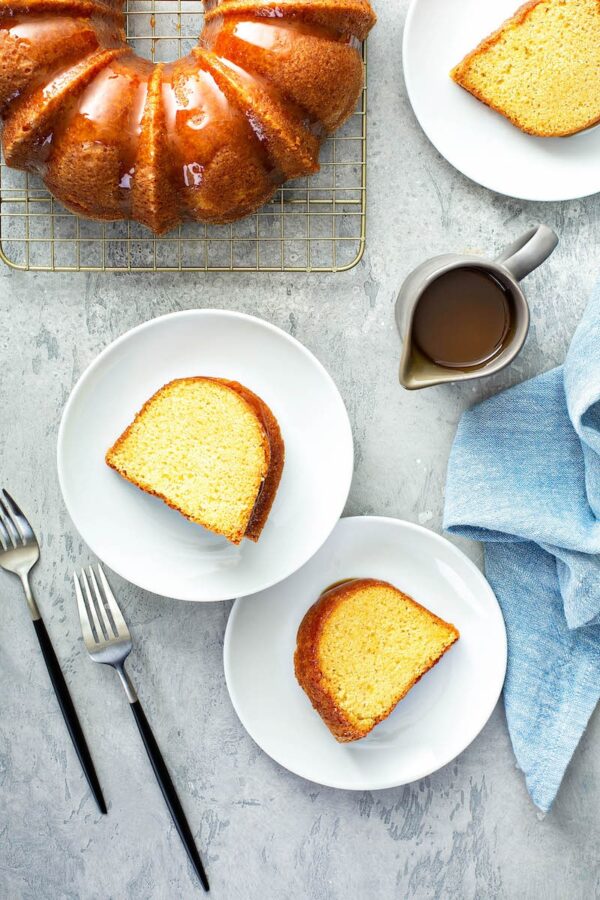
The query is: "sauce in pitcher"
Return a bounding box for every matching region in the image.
[412,267,513,370]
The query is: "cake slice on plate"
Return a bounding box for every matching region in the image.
[106,377,284,544]
[451,0,600,137]
[294,578,459,742]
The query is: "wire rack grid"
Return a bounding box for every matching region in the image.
[0,0,368,273]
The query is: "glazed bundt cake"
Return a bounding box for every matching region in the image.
[106,377,285,544]
[0,0,376,233]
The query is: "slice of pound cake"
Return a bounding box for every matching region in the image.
[106,377,284,544]
[294,579,459,741]
[451,0,600,137]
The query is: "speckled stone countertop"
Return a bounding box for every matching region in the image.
[1,1,599,898]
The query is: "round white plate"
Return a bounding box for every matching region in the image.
[224,517,507,790]
[57,310,353,602]
[403,0,600,201]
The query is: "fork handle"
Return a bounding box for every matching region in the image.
[32,618,107,815]
[129,699,210,892]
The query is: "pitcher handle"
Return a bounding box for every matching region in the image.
[495,225,558,282]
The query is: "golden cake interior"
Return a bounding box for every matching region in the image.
[451,0,600,137]
[295,579,459,741]
[106,377,283,544]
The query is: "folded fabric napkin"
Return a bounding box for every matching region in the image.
[444,280,600,812]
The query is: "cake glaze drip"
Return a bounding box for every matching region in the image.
[0,0,376,233]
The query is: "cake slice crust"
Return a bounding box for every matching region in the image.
[295,578,459,742]
[106,376,284,544]
[451,0,600,137]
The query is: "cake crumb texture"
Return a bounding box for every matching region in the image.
[106,376,283,544]
[294,578,459,742]
[451,0,600,137]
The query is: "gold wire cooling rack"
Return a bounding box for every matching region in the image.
[0,0,368,273]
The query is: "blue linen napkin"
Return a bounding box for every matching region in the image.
[443,280,600,812]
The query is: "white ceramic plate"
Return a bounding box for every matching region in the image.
[224,517,507,790]
[57,310,353,602]
[403,0,600,201]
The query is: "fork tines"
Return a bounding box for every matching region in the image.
[74,564,130,649]
[0,489,35,550]
[0,491,107,814]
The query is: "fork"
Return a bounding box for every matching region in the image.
[0,490,106,814]
[74,564,210,893]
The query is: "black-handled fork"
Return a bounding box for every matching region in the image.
[73,564,209,893]
[0,490,106,814]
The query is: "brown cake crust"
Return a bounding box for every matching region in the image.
[294,578,460,742]
[209,378,285,542]
[0,0,376,233]
[106,376,284,543]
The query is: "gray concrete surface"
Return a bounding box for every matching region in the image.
[1,1,600,898]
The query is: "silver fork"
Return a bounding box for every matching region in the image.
[0,490,106,814]
[74,564,210,893]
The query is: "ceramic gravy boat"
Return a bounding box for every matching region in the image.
[396,225,559,390]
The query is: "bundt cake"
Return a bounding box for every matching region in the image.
[0,0,376,233]
[294,578,459,741]
[106,377,284,544]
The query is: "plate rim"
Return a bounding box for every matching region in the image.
[402,0,600,203]
[224,515,508,790]
[56,308,354,602]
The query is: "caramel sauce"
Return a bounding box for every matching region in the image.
[162,58,281,192]
[412,267,513,370]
